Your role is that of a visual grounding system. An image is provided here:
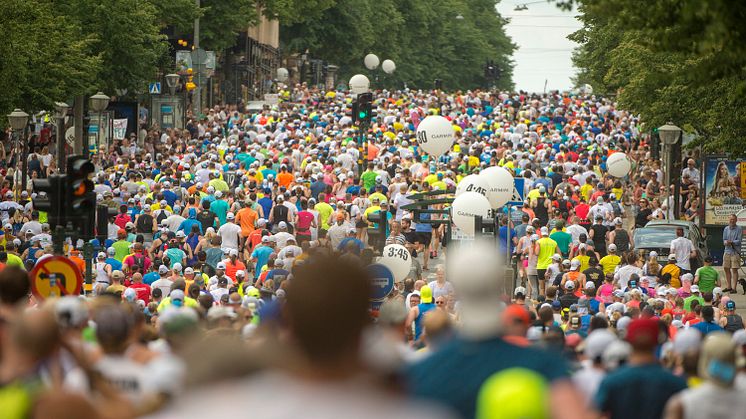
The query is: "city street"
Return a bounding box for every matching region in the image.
[1,1,745,418]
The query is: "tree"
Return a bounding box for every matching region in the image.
[280,0,515,90]
[0,0,101,121]
[57,0,170,95]
[566,0,746,156]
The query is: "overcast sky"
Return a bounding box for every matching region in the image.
[495,1,582,93]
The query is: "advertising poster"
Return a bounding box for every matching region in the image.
[113,119,128,140]
[704,157,745,225]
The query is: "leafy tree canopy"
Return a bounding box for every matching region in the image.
[564,0,746,156]
[280,0,516,90]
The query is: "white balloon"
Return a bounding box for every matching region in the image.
[416,115,454,157]
[451,192,491,236]
[380,244,412,283]
[456,174,489,197]
[480,166,514,209]
[276,67,289,82]
[349,74,370,94]
[364,54,380,70]
[606,152,631,178]
[382,59,396,74]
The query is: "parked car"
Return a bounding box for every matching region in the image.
[633,220,708,270]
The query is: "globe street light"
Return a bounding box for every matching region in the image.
[277,67,289,83]
[364,54,380,70]
[88,92,110,156]
[54,102,70,172]
[382,59,396,74]
[7,108,29,193]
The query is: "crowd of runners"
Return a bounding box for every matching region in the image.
[0,85,744,418]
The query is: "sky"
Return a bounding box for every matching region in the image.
[495,0,582,93]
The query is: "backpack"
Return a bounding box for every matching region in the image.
[273,204,289,223]
[136,213,154,233]
[133,253,146,271]
[611,202,622,217]
[156,210,169,225]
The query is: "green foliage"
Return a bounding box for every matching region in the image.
[0,0,100,119]
[198,0,258,51]
[260,0,337,24]
[151,0,200,31]
[567,0,746,156]
[69,0,169,94]
[280,0,515,90]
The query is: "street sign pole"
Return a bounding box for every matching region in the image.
[505,203,514,296]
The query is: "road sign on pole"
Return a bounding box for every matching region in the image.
[149,82,161,95]
[508,178,525,207]
[30,256,84,300]
[367,263,394,310]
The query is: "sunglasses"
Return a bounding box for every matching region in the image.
[435,300,445,305]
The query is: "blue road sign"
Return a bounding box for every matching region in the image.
[508,178,525,206]
[149,82,161,94]
[367,263,394,301]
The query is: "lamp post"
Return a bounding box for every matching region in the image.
[165,74,181,129]
[7,108,29,193]
[658,122,683,219]
[54,102,70,172]
[89,92,110,157]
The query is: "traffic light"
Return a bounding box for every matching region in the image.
[366,209,388,253]
[356,92,373,127]
[66,156,96,239]
[32,175,66,228]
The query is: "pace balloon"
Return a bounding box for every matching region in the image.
[349,74,370,94]
[379,244,412,283]
[416,115,454,157]
[606,152,631,178]
[451,192,491,236]
[480,166,514,209]
[456,174,489,197]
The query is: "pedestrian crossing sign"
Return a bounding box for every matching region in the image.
[508,178,525,207]
[149,82,161,94]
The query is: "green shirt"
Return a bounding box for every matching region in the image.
[361,170,378,190]
[112,240,131,262]
[683,295,704,312]
[695,265,719,293]
[550,231,572,256]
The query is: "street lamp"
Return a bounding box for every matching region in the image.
[381,59,396,74]
[54,102,70,172]
[364,54,379,70]
[165,74,180,96]
[88,92,110,156]
[658,122,682,145]
[658,122,683,218]
[8,108,29,131]
[7,109,29,193]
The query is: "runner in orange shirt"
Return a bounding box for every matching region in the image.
[235,201,258,238]
[277,165,294,188]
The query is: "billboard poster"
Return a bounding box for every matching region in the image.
[704,157,745,225]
